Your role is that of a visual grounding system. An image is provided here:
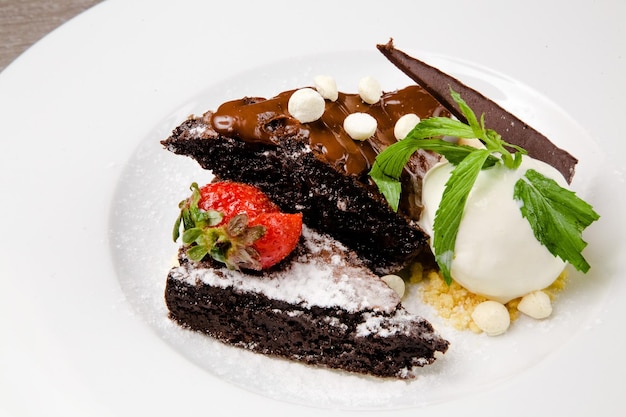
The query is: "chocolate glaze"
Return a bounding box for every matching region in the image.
[377,39,578,183]
[210,85,447,178]
[162,85,448,273]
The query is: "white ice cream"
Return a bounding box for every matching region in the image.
[419,155,568,303]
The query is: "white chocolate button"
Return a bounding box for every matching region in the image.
[394,113,421,140]
[288,88,326,123]
[343,112,377,140]
[313,75,338,102]
[358,76,382,104]
[517,291,552,319]
[381,274,405,298]
[471,300,510,336]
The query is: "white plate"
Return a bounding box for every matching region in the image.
[1,1,625,416]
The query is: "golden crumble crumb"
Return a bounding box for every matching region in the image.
[544,270,569,299]
[413,263,569,332]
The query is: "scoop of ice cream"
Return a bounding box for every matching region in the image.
[419,155,567,303]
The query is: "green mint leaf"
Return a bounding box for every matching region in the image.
[433,149,492,284]
[408,116,475,139]
[450,89,483,138]
[404,138,500,167]
[369,160,403,212]
[369,117,497,211]
[450,89,524,168]
[514,169,600,272]
[369,89,508,212]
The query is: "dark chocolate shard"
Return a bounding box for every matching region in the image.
[377,39,577,183]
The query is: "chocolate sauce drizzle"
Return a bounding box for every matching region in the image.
[210,85,447,177]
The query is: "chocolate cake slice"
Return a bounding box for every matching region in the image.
[165,226,449,379]
[162,86,447,275]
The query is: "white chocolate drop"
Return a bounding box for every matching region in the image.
[343,112,377,141]
[381,274,405,298]
[288,88,326,123]
[471,301,510,336]
[394,113,421,140]
[518,291,553,319]
[313,75,338,102]
[357,76,382,104]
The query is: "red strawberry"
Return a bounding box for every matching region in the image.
[173,181,302,271]
[249,212,303,269]
[197,181,279,225]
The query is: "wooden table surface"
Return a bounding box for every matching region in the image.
[0,0,103,73]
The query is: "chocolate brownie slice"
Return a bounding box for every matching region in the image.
[162,86,446,275]
[165,226,449,379]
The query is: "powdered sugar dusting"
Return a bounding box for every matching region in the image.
[356,310,424,337]
[108,53,613,410]
[170,226,401,314]
[188,125,207,136]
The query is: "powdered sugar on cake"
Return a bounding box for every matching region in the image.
[169,226,402,314]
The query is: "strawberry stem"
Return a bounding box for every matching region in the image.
[173,183,267,270]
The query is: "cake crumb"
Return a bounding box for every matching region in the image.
[413,264,569,332]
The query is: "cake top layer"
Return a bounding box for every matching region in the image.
[169,226,402,314]
[209,85,447,177]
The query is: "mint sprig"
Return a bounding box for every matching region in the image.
[370,90,522,212]
[369,89,599,285]
[514,169,599,273]
[432,148,492,283]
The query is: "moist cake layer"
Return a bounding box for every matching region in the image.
[162,85,446,274]
[165,227,449,379]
